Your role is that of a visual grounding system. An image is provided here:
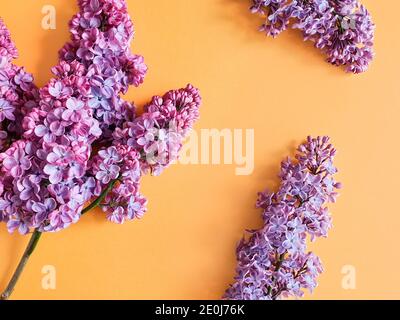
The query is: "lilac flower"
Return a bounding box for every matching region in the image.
[0,0,201,301]
[0,0,200,236]
[14,70,34,91]
[47,146,75,164]
[68,159,85,179]
[0,193,12,214]
[7,218,30,235]
[98,146,122,163]
[62,98,85,122]
[48,183,71,205]
[0,99,15,121]
[34,125,56,143]
[0,18,18,60]
[224,136,341,300]
[127,195,147,219]
[0,19,38,153]
[122,54,148,87]
[32,198,57,225]
[44,163,65,184]
[16,176,40,201]
[249,0,375,73]
[116,85,201,176]
[99,77,115,98]
[95,162,120,184]
[48,81,72,98]
[84,83,201,223]
[2,146,31,178]
[107,206,125,224]
[0,0,136,232]
[102,180,147,224]
[79,177,97,200]
[88,86,111,109]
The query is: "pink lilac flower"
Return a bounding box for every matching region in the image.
[14,71,34,92]
[0,19,18,61]
[98,146,121,163]
[0,19,38,151]
[0,99,15,121]
[60,0,148,133]
[0,0,141,233]
[95,162,120,184]
[0,0,201,234]
[224,136,341,300]
[113,85,201,176]
[87,84,201,223]
[2,145,32,178]
[62,98,85,122]
[249,0,375,73]
[48,81,72,98]
[89,144,145,223]
[84,84,201,223]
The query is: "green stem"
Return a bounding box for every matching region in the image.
[0,178,119,300]
[81,178,119,215]
[0,230,42,300]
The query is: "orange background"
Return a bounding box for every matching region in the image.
[0,0,399,300]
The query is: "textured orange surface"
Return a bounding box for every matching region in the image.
[0,0,399,300]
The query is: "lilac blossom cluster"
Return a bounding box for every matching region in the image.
[224,136,341,300]
[250,0,375,73]
[0,0,201,234]
[89,84,201,223]
[0,19,38,152]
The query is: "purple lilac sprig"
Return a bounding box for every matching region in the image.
[0,19,38,153]
[224,136,341,300]
[0,0,201,235]
[61,0,147,138]
[113,84,201,175]
[0,0,141,234]
[88,84,201,223]
[0,0,201,301]
[250,0,375,73]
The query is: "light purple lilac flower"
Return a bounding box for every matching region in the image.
[0,99,15,121]
[32,199,57,225]
[224,136,341,300]
[91,145,146,224]
[16,175,40,201]
[250,0,375,73]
